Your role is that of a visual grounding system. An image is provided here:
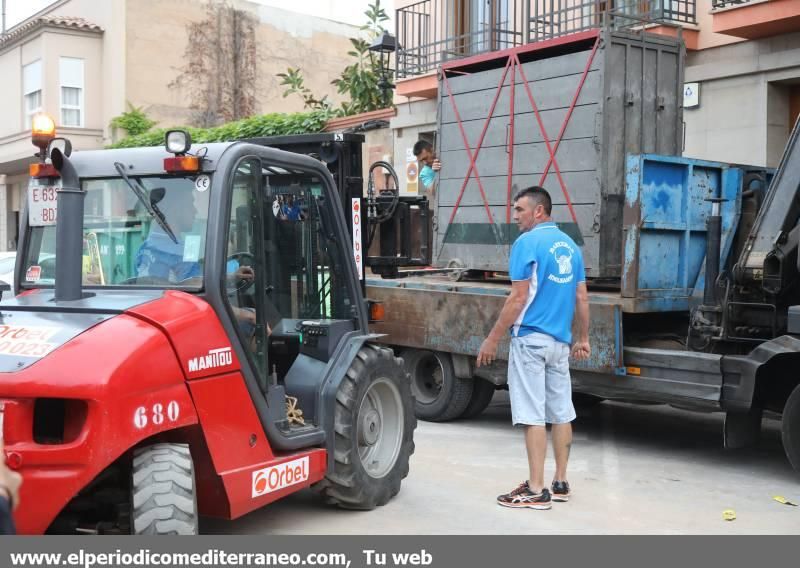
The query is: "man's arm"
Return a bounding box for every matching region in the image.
[571,282,590,360]
[476,280,529,367]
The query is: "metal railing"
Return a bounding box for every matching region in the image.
[528,1,696,43]
[396,0,525,77]
[712,0,752,8]
[396,0,696,77]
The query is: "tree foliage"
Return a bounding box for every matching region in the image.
[278,0,392,116]
[276,68,333,113]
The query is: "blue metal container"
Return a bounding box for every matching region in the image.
[622,154,745,312]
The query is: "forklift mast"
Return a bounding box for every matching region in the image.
[247,133,431,280]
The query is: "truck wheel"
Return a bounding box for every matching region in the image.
[460,378,496,419]
[403,349,472,421]
[782,383,800,473]
[317,344,416,509]
[131,443,198,535]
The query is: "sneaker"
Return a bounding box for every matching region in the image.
[551,480,571,502]
[497,481,552,510]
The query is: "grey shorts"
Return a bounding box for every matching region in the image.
[508,332,576,426]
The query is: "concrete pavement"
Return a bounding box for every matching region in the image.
[203,393,800,534]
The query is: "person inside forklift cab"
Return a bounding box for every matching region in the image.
[413,140,441,194]
[135,186,202,283]
[134,188,256,328]
[135,187,253,284]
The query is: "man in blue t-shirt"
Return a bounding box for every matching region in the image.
[477,186,590,511]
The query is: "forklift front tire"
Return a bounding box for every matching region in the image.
[131,443,199,535]
[317,344,416,510]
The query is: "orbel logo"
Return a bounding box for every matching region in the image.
[187,347,233,373]
[252,456,309,498]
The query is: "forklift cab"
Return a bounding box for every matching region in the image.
[5,123,413,533]
[19,131,370,450]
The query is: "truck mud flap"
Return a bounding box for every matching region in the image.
[721,335,800,413]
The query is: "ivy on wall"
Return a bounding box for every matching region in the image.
[170,0,258,127]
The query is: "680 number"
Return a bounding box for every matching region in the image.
[133,401,180,429]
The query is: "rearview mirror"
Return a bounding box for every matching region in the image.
[47,137,72,158]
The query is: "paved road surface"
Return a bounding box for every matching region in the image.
[203,392,800,534]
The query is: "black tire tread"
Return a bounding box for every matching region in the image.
[404,349,472,422]
[131,443,198,535]
[782,383,800,473]
[460,378,496,419]
[315,344,416,510]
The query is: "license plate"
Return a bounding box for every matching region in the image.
[28,184,59,226]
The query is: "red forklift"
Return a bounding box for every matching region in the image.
[0,116,419,534]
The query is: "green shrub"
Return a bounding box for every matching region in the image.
[110,104,157,137]
[109,109,331,149]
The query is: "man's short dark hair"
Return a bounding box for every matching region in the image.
[514,186,552,216]
[413,140,433,157]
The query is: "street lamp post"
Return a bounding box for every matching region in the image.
[368,30,397,108]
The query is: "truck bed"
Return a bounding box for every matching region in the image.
[366,274,723,410]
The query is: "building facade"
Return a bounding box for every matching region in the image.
[392,0,800,194]
[0,0,361,251]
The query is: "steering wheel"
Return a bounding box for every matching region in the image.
[227,251,256,293]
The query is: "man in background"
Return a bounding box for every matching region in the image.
[413,140,442,194]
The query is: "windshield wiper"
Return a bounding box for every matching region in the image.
[114,162,178,244]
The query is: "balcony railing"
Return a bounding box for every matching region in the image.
[396,0,525,78]
[396,0,696,77]
[711,0,752,7]
[529,1,696,43]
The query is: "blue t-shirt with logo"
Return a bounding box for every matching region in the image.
[508,222,585,344]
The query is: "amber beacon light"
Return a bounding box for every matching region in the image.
[31,113,56,152]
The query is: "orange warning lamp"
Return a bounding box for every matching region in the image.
[31,113,56,154]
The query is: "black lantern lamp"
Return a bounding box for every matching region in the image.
[369,31,397,104]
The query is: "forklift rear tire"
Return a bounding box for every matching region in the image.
[460,378,496,419]
[131,443,198,535]
[317,344,416,510]
[403,349,472,422]
[782,383,800,474]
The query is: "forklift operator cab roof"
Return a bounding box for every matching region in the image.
[63,141,324,177]
[67,143,227,177]
[18,139,341,294]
